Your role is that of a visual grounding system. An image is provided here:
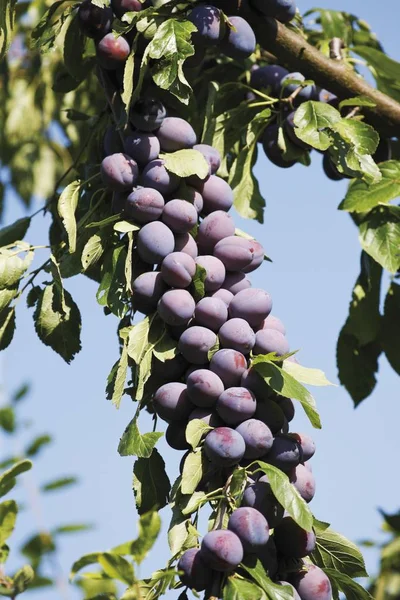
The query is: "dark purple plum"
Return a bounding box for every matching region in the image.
[96,33,130,70]
[250,0,295,22]
[166,420,190,450]
[216,387,256,425]
[219,318,256,355]
[289,432,315,461]
[316,88,338,106]
[289,463,316,503]
[78,0,112,39]
[153,382,193,421]
[177,548,213,591]
[111,0,142,18]
[258,314,286,335]
[322,153,346,181]
[125,187,164,223]
[229,288,272,328]
[188,407,222,427]
[103,125,124,156]
[275,396,295,422]
[100,153,139,192]
[254,400,285,434]
[200,529,243,572]
[130,97,166,132]
[137,221,175,264]
[235,419,273,459]
[284,111,312,150]
[290,565,332,600]
[193,144,221,174]
[257,536,278,578]
[228,507,269,553]
[174,233,198,259]
[161,252,196,288]
[132,271,167,313]
[194,296,228,331]
[195,255,226,292]
[274,516,316,558]
[203,427,245,467]
[243,475,284,528]
[156,117,197,151]
[157,289,195,326]
[240,367,268,399]
[262,124,296,169]
[197,211,235,252]
[254,329,290,356]
[198,175,234,214]
[186,369,224,407]
[141,159,180,195]
[179,326,217,364]
[213,236,254,271]
[220,16,256,59]
[210,349,247,388]
[266,434,302,472]
[162,199,198,234]
[281,71,315,101]
[124,131,160,165]
[210,288,234,307]
[153,353,188,381]
[250,64,289,95]
[222,272,251,295]
[189,5,224,46]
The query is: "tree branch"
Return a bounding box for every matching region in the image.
[246,15,400,137]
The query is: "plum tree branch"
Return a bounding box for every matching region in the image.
[246,15,400,137]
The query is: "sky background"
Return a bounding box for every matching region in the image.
[2,0,400,598]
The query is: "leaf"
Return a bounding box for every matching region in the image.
[133,449,171,515]
[382,282,400,375]
[127,318,151,364]
[181,491,207,516]
[323,569,373,600]
[333,119,379,156]
[336,331,380,406]
[41,477,77,492]
[63,14,87,80]
[114,221,140,233]
[33,284,82,363]
[185,419,212,450]
[81,232,108,271]
[0,288,17,311]
[53,523,93,534]
[113,511,161,565]
[339,96,377,109]
[0,0,17,59]
[282,362,334,387]
[0,408,15,433]
[57,181,81,254]
[0,242,34,288]
[241,558,293,600]
[353,45,400,82]
[340,160,400,213]
[30,0,70,52]
[0,218,30,247]
[181,451,204,495]
[0,501,17,546]
[70,553,101,579]
[97,245,128,318]
[13,565,35,594]
[251,358,321,429]
[256,462,313,532]
[311,526,368,578]
[153,330,178,362]
[293,101,341,151]
[98,553,135,585]
[359,206,400,273]
[107,340,129,409]
[223,577,265,600]
[0,308,15,351]
[118,418,163,458]
[192,264,207,301]
[161,150,209,179]
[0,460,32,498]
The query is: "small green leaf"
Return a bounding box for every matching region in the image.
[0,544,9,564]
[192,264,207,301]
[0,308,15,351]
[113,511,161,565]
[25,435,52,457]
[161,150,208,179]
[0,408,15,434]
[332,119,379,156]
[336,331,380,406]
[181,450,204,495]
[339,96,377,109]
[98,553,135,585]
[293,101,341,150]
[323,568,373,600]
[53,523,93,534]
[0,460,32,497]
[63,14,87,80]
[70,553,100,580]
[118,418,163,458]
[0,501,17,546]
[359,206,400,273]
[241,557,293,600]
[153,330,178,362]
[312,526,368,578]
[0,288,17,312]
[13,565,35,594]
[0,218,30,247]
[106,340,129,409]
[127,318,151,364]
[181,491,207,516]
[41,477,77,492]
[81,232,107,271]
[114,221,140,233]
[282,362,334,387]
[223,577,265,600]
[133,449,171,515]
[185,419,212,450]
[0,0,18,60]
[382,282,400,375]
[340,160,400,213]
[256,462,313,531]
[97,245,128,318]
[0,242,34,289]
[57,181,81,254]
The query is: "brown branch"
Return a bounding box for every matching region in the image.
[245,15,400,137]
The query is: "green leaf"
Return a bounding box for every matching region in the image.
[53,523,93,534]
[251,358,321,428]
[13,565,35,594]
[57,181,81,254]
[282,362,334,387]
[97,245,128,318]
[33,284,82,363]
[30,0,71,52]
[0,0,17,59]
[41,477,77,492]
[0,460,32,497]
[353,46,400,82]
[63,14,87,80]
[161,150,209,179]
[82,232,108,271]
[0,289,17,312]
[113,511,161,565]
[336,331,380,406]
[293,101,341,151]
[127,318,151,364]
[25,435,52,457]
[118,418,163,458]
[382,282,400,375]
[114,221,140,233]
[0,308,15,351]
[339,96,377,109]
[311,526,368,578]
[0,408,14,434]
[323,569,372,600]
[241,558,293,600]
[133,449,171,515]
[0,242,34,289]
[0,501,17,546]
[332,119,379,156]
[358,206,400,273]
[98,553,135,586]
[192,264,207,301]
[185,419,212,450]
[181,491,207,516]
[223,577,265,600]
[70,552,100,580]
[153,330,178,362]
[256,462,313,531]
[181,450,204,495]
[0,218,30,247]
[106,340,129,409]
[340,160,400,213]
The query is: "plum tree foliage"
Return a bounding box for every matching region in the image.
[0,0,399,598]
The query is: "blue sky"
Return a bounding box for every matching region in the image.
[2,1,400,598]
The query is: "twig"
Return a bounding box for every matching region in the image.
[329,37,345,61]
